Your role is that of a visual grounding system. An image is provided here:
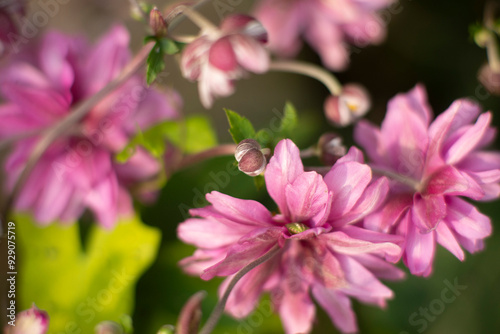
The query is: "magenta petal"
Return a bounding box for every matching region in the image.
[457,151,500,172]
[354,120,382,164]
[425,166,484,200]
[201,228,281,280]
[312,286,358,333]
[436,222,464,261]
[352,254,406,281]
[209,37,238,71]
[364,195,412,233]
[206,191,273,226]
[84,171,120,229]
[324,160,371,219]
[404,217,435,277]
[265,139,304,216]
[411,193,446,232]
[285,171,330,223]
[446,197,492,240]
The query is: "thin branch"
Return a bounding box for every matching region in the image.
[1,42,155,229]
[199,244,281,334]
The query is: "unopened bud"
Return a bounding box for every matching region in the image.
[478,63,500,95]
[235,139,266,176]
[4,304,49,334]
[150,7,168,37]
[324,84,371,127]
[176,291,206,334]
[318,133,347,165]
[157,324,175,334]
[94,321,124,334]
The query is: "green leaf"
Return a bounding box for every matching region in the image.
[225,109,256,143]
[16,214,161,334]
[146,41,166,85]
[278,102,298,139]
[160,39,180,55]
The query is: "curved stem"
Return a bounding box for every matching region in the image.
[1,42,155,228]
[199,244,281,334]
[269,60,343,96]
[167,3,217,33]
[176,144,237,170]
[370,167,420,190]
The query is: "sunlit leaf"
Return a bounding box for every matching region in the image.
[16,213,161,334]
[225,109,256,144]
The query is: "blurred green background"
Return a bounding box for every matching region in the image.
[10,0,500,333]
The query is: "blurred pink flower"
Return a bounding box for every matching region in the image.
[178,139,404,334]
[0,0,25,57]
[324,83,371,127]
[355,85,499,276]
[254,0,394,71]
[0,25,181,228]
[180,14,269,108]
[5,304,48,334]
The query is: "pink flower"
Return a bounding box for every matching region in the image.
[254,0,394,70]
[355,85,499,276]
[178,139,404,334]
[324,83,371,127]
[180,14,269,108]
[4,304,49,334]
[0,0,25,57]
[0,26,181,228]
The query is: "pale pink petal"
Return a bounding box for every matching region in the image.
[354,120,382,165]
[336,146,365,164]
[457,151,500,172]
[312,286,358,333]
[278,278,315,334]
[351,254,406,281]
[364,195,412,233]
[230,34,269,73]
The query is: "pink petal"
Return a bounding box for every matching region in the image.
[177,217,253,249]
[425,166,484,200]
[201,228,282,280]
[351,254,406,281]
[354,120,382,165]
[209,36,238,71]
[206,191,273,226]
[0,104,41,138]
[312,286,358,333]
[336,146,365,164]
[457,151,500,172]
[324,229,402,262]
[436,222,464,261]
[82,25,130,96]
[324,160,371,219]
[265,139,304,217]
[336,254,394,307]
[84,170,119,229]
[445,197,492,240]
[444,112,493,165]
[364,195,412,233]
[404,216,435,277]
[229,34,269,73]
[284,171,330,224]
[331,176,389,227]
[411,193,446,232]
[278,277,315,334]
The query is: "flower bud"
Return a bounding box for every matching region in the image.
[150,7,168,37]
[4,304,49,334]
[324,84,371,127]
[478,63,500,95]
[94,321,124,334]
[318,133,347,165]
[235,139,267,176]
[176,291,206,334]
